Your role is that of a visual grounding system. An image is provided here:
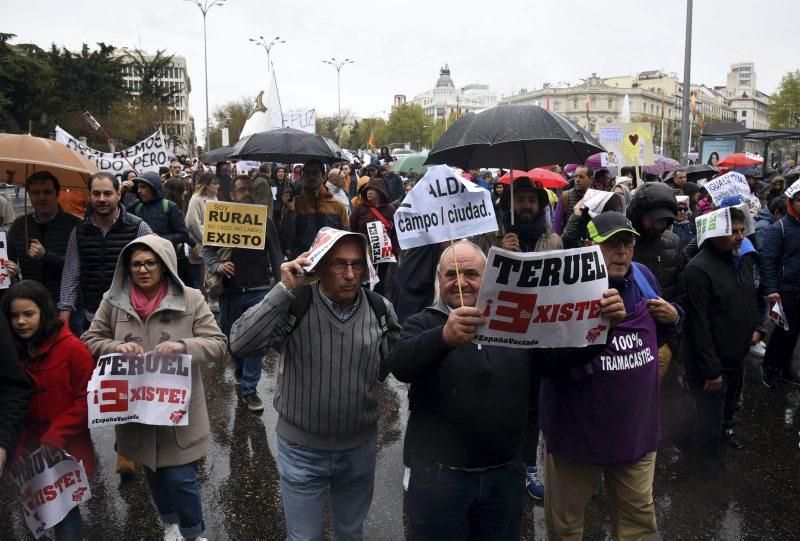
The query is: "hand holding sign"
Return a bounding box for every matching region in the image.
[601,288,626,328]
[153,341,187,358]
[442,307,486,347]
[115,342,144,358]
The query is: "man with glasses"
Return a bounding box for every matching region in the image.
[388,239,628,540]
[203,175,284,412]
[228,229,401,540]
[544,212,681,539]
[281,159,349,259]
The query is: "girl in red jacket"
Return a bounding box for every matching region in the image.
[2,280,95,541]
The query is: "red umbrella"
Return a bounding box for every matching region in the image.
[526,168,568,189]
[716,152,762,168]
[497,170,530,185]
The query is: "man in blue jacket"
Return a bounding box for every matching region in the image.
[388,240,626,540]
[129,171,191,251]
[760,181,800,388]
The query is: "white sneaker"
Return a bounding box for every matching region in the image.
[163,523,181,541]
[402,466,410,492]
[749,341,766,358]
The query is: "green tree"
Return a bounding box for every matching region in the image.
[0,33,52,134]
[207,96,253,149]
[348,117,388,150]
[385,104,428,150]
[769,70,800,128]
[123,49,177,105]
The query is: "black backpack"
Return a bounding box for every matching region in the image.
[283,284,393,380]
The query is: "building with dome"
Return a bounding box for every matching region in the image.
[408,64,497,121]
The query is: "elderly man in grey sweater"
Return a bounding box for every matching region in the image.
[229,229,400,541]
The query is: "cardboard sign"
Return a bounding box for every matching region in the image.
[473,246,610,348]
[302,227,379,289]
[366,221,396,264]
[203,201,268,250]
[394,164,497,249]
[87,353,192,427]
[705,172,751,205]
[581,189,615,217]
[785,179,800,199]
[695,207,732,246]
[0,232,11,288]
[55,126,168,181]
[9,447,91,539]
[598,123,655,166]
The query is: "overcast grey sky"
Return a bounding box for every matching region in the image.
[4,0,799,141]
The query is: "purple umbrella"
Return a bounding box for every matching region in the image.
[564,163,578,174]
[643,154,680,178]
[585,152,604,169]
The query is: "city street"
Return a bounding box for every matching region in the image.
[1,342,798,540]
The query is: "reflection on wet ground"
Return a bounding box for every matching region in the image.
[1,313,798,538]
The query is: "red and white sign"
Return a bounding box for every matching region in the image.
[0,232,11,289]
[87,352,192,427]
[9,447,91,539]
[366,221,396,264]
[474,246,610,348]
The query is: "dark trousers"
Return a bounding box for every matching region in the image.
[407,454,525,541]
[691,368,743,472]
[764,292,800,375]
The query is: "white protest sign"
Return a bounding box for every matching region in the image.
[785,180,800,199]
[704,172,751,205]
[473,246,610,348]
[302,227,379,289]
[676,195,690,206]
[55,126,169,181]
[233,160,261,174]
[695,207,732,246]
[9,447,91,539]
[0,231,12,289]
[275,109,316,133]
[366,221,396,264]
[394,164,497,249]
[769,299,790,331]
[87,352,192,427]
[582,189,615,217]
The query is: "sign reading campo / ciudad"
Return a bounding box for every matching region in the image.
[203,201,268,249]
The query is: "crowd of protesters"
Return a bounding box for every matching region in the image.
[0,148,799,540]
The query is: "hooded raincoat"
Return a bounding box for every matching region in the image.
[82,235,227,470]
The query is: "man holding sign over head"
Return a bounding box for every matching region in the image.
[388,240,626,540]
[543,212,682,540]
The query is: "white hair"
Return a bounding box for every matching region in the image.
[433,239,487,302]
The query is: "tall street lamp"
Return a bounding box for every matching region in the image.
[249,35,285,69]
[184,0,227,154]
[323,58,354,144]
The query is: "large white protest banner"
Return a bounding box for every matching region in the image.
[276,109,316,134]
[302,227,379,289]
[9,447,91,539]
[366,221,396,264]
[704,172,751,205]
[473,246,610,348]
[394,164,497,249]
[55,126,169,181]
[87,352,192,427]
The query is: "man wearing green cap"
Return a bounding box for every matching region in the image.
[545,211,682,540]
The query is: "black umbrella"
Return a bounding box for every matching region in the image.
[228,128,338,164]
[424,104,606,170]
[200,146,233,163]
[664,163,718,183]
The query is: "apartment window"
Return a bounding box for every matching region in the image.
[553,101,560,111]
[573,99,578,109]
[741,110,747,117]
[608,99,613,109]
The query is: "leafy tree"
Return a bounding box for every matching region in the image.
[348,117,388,150]
[384,104,429,150]
[769,70,800,128]
[0,33,52,134]
[207,96,253,149]
[122,49,178,105]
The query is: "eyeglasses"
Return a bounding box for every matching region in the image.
[677,207,688,213]
[602,236,636,249]
[325,260,367,274]
[130,260,159,272]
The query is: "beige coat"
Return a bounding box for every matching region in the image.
[82,235,227,470]
[185,193,216,264]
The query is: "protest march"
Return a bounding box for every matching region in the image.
[3,4,800,540]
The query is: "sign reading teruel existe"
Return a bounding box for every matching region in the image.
[474,246,611,348]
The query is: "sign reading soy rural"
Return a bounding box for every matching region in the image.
[203,201,268,249]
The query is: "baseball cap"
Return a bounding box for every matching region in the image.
[587,212,640,243]
[643,207,677,221]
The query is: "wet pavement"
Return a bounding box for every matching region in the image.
[1,187,799,538]
[2,346,799,540]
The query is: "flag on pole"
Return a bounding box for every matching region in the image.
[368,133,377,151]
[690,94,697,120]
[239,67,282,139]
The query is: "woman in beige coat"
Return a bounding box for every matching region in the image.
[185,173,220,288]
[83,234,226,541]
